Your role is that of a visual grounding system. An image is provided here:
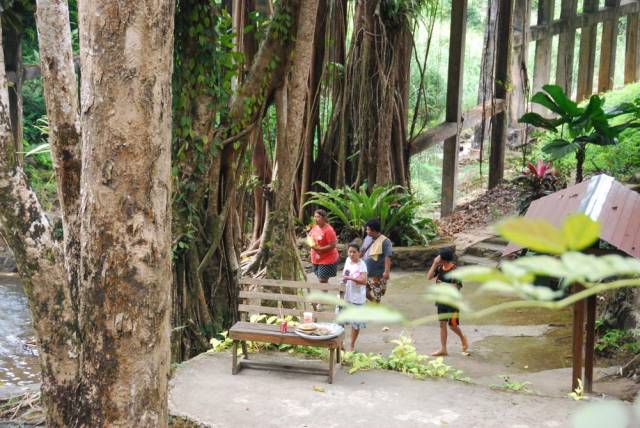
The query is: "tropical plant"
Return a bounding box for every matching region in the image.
[519,85,640,183]
[305,181,437,245]
[514,160,559,215]
[342,335,468,381]
[594,328,640,356]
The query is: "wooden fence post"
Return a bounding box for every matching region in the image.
[556,0,578,94]
[533,0,555,108]
[598,0,622,93]
[572,284,586,391]
[489,0,515,189]
[441,0,467,217]
[576,0,599,101]
[625,11,640,84]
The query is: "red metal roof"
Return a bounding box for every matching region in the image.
[503,174,640,258]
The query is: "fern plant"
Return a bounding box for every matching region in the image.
[305,181,437,245]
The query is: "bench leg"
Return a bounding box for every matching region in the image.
[232,341,239,375]
[328,348,335,384]
[241,341,249,359]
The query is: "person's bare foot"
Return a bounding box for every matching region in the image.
[431,349,448,356]
[461,336,469,353]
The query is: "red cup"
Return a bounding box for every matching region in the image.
[279,320,288,333]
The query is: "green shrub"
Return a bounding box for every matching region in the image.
[305,181,437,246]
[526,82,640,182]
[520,84,640,183]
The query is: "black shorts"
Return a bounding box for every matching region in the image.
[436,304,460,327]
[312,263,337,279]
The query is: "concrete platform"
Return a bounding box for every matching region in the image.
[169,352,586,428]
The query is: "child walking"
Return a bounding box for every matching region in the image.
[342,243,368,351]
[426,248,468,356]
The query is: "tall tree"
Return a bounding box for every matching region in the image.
[245,0,319,280]
[317,0,416,189]
[171,0,302,358]
[0,0,176,424]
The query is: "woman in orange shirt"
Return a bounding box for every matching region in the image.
[308,209,339,283]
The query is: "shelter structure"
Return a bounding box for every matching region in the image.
[503,174,640,392]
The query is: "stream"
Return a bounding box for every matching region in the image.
[0,278,40,387]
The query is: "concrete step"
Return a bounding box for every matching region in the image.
[483,235,509,246]
[464,241,507,258]
[457,254,499,268]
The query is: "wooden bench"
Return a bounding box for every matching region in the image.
[229,277,345,383]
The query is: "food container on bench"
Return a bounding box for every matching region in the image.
[279,319,288,333]
[303,311,313,324]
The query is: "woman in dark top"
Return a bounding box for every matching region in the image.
[426,248,468,356]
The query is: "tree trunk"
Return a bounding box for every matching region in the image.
[3,23,23,162]
[35,0,83,300]
[475,0,498,148]
[76,0,175,424]
[171,0,301,359]
[249,0,319,280]
[318,0,413,189]
[575,145,585,183]
[1,13,82,426]
[297,3,327,221]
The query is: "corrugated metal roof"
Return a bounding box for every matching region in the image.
[503,174,640,258]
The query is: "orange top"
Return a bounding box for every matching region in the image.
[309,224,339,265]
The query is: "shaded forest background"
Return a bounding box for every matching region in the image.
[4,0,640,363]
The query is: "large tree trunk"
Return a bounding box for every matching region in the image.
[3,23,23,162]
[318,0,413,189]
[247,0,319,280]
[171,0,302,359]
[76,0,175,425]
[297,3,327,221]
[35,0,83,300]
[1,10,81,426]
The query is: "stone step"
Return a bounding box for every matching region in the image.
[465,241,507,258]
[483,235,509,246]
[457,254,499,268]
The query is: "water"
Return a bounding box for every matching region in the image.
[0,278,40,387]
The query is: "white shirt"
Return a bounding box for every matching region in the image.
[343,258,367,305]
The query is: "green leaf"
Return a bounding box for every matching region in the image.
[448,266,508,283]
[530,91,565,117]
[542,139,580,159]
[423,284,469,312]
[306,292,345,307]
[511,256,570,278]
[518,112,563,131]
[336,304,405,324]
[496,217,567,255]
[542,84,581,117]
[561,214,600,251]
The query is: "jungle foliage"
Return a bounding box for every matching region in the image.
[305,181,437,245]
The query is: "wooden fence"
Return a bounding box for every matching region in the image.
[411,0,640,217]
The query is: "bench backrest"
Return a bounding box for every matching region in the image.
[238,277,345,322]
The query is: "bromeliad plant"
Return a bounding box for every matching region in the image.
[514,160,559,215]
[305,181,437,245]
[519,85,640,183]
